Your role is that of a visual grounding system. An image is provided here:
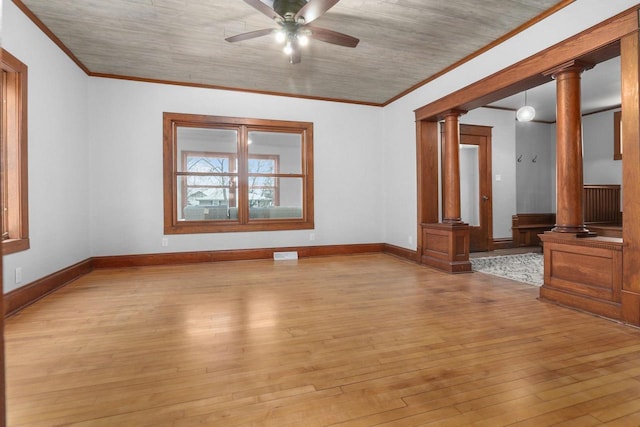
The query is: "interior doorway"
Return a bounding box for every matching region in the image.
[444,124,493,252]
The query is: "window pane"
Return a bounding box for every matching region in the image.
[248,131,302,174]
[187,174,232,187]
[249,177,302,219]
[187,155,231,174]
[177,176,238,221]
[177,127,237,172]
[460,145,480,226]
[248,158,275,174]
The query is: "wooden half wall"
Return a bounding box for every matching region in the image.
[540,233,623,320]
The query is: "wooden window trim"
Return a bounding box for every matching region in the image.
[163,113,313,234]
[1,49,29,255]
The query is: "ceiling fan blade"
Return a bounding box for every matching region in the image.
[308,26,359,48]
[225,28,274,43]
[242,0,283,21]
[295,0,340,24]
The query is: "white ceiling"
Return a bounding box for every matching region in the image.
[17,0,564,105]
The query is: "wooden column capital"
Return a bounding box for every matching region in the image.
[544,59,594,78]
[442,109,467,118]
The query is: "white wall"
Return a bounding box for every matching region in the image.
[1,1,90,292]
[1,0,636,290]
[583,110,622,186]
[88,78,383,256]
[516,122,555,213]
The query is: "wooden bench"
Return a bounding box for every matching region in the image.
[512,213,555,247]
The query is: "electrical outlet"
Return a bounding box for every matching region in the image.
[309,233,315,241]
[15,267,22,284]
[408,235,413,245]
[162,237,169,247]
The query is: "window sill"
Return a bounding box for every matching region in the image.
[3,238,30,255]
[165,220,314,234]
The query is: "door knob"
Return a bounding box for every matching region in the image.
[482,195,489,201]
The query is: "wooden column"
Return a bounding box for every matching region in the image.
[539,61,626,323]
[419,111,471,273]
[548,61,592,234]
[442,111,463,223]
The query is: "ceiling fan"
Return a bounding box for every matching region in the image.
[225,0,360,64]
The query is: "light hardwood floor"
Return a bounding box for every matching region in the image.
[5,253,640,426]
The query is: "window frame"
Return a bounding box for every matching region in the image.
[163,113,313,234]
[1,49,29,255]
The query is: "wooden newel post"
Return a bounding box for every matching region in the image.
[547,61,593,234]
[443,111,463,223]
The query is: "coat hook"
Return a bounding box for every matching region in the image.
[517,154,522,163]
[532,155,538,163]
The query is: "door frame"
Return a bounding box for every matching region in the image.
[459,124,493,252]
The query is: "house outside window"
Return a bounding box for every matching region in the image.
[164,113,313,234]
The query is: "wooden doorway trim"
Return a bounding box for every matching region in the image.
[416,6,638,266]
[415,120,439,261]
[459,124,493,252]
[621,30,640,324]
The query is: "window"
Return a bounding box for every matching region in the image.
[1,49,29,254]
[163,113,313,233]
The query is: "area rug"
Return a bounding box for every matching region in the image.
[470,253,543,286]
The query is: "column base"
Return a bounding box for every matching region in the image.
[551,224,591,234]
[420,222,471,273]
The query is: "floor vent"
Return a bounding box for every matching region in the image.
[273,251,298,261]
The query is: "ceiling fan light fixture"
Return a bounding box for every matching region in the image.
[297,33,309,46]
[283,41,293,55]
[226,0,360,64]
[275,29,286,43]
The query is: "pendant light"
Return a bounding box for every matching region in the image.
[516,91,536,122]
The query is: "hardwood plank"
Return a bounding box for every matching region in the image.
[6,254,640,425]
